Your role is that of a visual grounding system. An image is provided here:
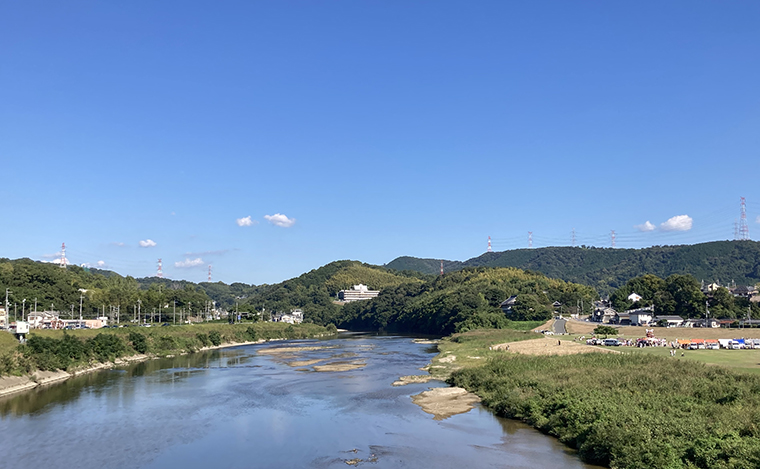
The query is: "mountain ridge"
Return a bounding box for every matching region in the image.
[385,240,760,294]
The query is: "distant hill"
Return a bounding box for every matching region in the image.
[336,267,598,335]
[240,260,430,325]
[386,241,760,294]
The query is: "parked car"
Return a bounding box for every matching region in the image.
[603,338,619,346]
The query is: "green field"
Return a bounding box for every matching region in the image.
[627,346,760,374]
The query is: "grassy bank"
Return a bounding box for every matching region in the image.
[427,328,543,379]
[0,323,334,376]
[440,328,760,469]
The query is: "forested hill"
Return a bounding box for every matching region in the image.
[238,260,430,324]
[386,240,760,294]
[0,258,426,323]
[335,267,598,335]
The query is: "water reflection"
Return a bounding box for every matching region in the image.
[0,335,601,469]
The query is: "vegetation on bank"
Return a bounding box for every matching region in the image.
[443,329,760,469]
[0,323,332,377]
[387,240,760,294]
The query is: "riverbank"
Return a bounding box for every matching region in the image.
[432,328,760,469]
[0,322,334,397]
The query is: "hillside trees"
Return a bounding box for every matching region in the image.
[335,267,598,335]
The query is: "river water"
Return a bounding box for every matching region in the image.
[0,333,600,469]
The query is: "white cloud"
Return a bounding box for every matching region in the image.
[264,213,296,228]
[634,221,656,232]
[139,239,157,248]
[110,242,126,247]
[660,215,693,232]
[236,216,257,227]
[97,260,106,267]
[175,258,205,268]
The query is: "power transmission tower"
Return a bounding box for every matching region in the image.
[611,230,616,248]
[528,232,533,248]
[739,197,750,240]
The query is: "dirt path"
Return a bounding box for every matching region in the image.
[493,337,617,356]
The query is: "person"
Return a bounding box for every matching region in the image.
[558,339,561,346]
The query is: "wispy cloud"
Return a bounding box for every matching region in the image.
[139,239,157,248]
[756,215,760,224]
[264,213,296,228]
[41,252,63,259]
[110,242,126,247]
[175,258,205,268]
[660,215,693,232]
[634,221,656,232]
[236,216,257,227]
[184,249,230,257]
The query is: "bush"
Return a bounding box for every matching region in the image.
[88,333,127,362]
[593,325,618,336]
[196,333,210,347]
[245,326,258,341]
[208,331,222,347]
[128,331,148,354]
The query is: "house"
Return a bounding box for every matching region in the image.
[591,305,618,324]
[500,296,518,314]
[731,285,759,299]
[338,284,380,302]
[614,312,631,326]
[627,292,643,303]
[683,318,720,328]
[653,315,684,327]
[274,309,304,324]
[627,306,654,326]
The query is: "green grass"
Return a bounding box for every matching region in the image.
[628,346,760,374]
[450,352,760,469]
[429,328,542,378]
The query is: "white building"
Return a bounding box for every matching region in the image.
[627,306,654,326]
[275,309,304,324]
[627,292,643,303]
[338,284,380,302]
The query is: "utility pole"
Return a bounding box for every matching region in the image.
[22,299,26,321]
[173,300,176,325]
[34,298,37,314]
[79,294,83,323]
[5,289,10,326]
[138,299,141,324]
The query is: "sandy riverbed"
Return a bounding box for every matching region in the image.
[412,387,481,420]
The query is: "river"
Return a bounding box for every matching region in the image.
[0,333,601,468]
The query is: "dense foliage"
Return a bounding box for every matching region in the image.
[386,240,760,294]
[334,267,598,335]
[610,273,760,319]
[236,260,428,324]
[0,258,425,324]
[0,258,213,320]
[449,353,760,469]
[0,323,329,376]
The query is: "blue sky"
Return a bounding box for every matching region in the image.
[2,1,759,284]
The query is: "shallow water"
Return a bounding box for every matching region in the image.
[0,333,601,468]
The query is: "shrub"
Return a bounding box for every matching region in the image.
[196,333,210,347]
[128,331,148,354]
[593,325,618,336]
[208,331,222,347]
[245,326,258,341]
